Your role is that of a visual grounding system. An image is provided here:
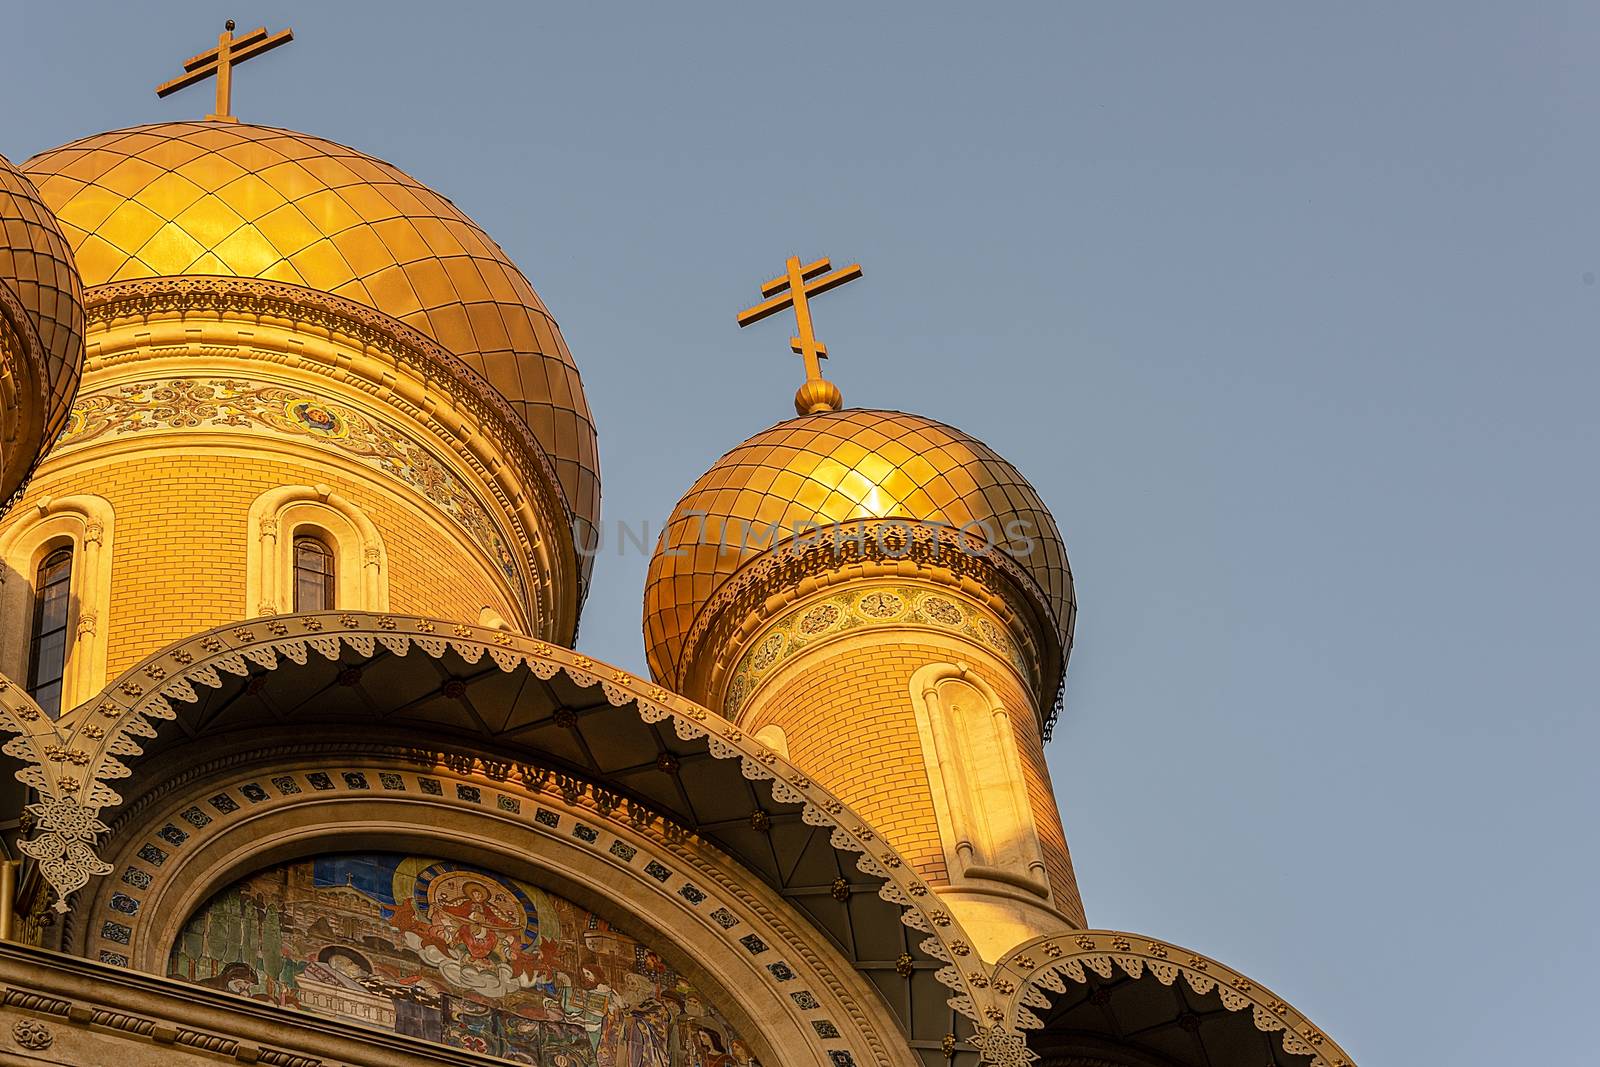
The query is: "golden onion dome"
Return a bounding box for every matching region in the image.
[643,408,1074,687]
[20,120,598,541]
[0,152,85,509]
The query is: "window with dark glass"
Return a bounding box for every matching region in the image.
[27,545,73,719]
[293,534,335,611]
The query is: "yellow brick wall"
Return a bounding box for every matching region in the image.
[745,640,952,884]
[743,634,1085,925]
[3,449,519,678]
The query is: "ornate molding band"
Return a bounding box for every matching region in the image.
[678,520,1070,733]
[58,375,525,603]
[78,275,583,626]
[2,982,321,1065]
[724,582,1030,717]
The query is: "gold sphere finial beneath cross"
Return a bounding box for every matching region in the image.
[736,254,862,416]
[794,378,843,416]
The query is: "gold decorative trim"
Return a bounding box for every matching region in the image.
[678,520,1067,732]
[79,275,586,619]
[723,582,1031,717]
[58,378,518,606]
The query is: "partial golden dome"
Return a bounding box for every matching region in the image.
[21,121,597,540]
[643,408,1074,686]
[0,153,85,509]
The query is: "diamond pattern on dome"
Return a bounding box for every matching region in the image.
[643,409,1073,684]
[1,152,85,502]
[21,121,597,539]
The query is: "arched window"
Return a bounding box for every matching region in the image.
[0,495,115,712]
[246,485,388,617]
[293,535,335,611]
[27,545,74,718]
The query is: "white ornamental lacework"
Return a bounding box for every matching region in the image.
[0,613,1040,1060]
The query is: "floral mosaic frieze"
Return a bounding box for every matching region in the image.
[58,377,525,598]
[725,584,1027,715]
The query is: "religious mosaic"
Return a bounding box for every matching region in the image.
[169,852,757,1065]
[58,378,525,598]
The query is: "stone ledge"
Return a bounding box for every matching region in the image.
[0,940,512,1067]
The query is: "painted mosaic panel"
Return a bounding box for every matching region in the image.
[59,378,524,596]
[169,853,756,1065]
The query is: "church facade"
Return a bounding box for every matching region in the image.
[0,24,1356,1067]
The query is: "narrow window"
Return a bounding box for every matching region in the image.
[293,535,335,611]
[27,546,73,718]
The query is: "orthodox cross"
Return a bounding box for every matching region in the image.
[737,255,862,414]
[156,20,295,122]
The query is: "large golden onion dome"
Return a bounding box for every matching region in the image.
[20,120,598,541]
[643,407,1075,688]
[0,153,85,509]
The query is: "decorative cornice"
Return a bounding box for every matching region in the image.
[676,520,1068,733]
[0,939,527,1066]
[78,275,586,622]
[721,581,1035,718]
[2,985,324,1065]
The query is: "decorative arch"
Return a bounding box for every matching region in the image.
[74,753,912,1067]
[0,494,115,713]
[0,614,1001,1061]
[975,930,1360,1067]
[245,484,388,616]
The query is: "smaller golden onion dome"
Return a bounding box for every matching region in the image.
[643,408,1074,691]
[21,121,598,551]
[0,154,85,509]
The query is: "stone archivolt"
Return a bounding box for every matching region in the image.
[73,754,908,1067]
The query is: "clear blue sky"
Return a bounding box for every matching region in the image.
[7,4,1597,1062]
